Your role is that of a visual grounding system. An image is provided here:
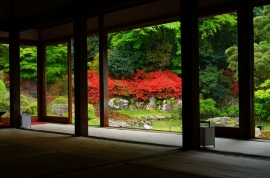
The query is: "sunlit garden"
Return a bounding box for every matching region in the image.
[1,5,270,139]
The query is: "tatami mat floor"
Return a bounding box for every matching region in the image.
[1,125,270,178]
[26,123,270,157]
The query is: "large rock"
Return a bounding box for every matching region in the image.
[161,100,171,111]
[207,117,239,127]
[108,98,129,109]
[255,128,261,137]
[129,105,137,111]
[51,104,68,116]
[173,100,182,110]
[146,96,156,110]
[136,101,145,109]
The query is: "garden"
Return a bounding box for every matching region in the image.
[1,5,270,139]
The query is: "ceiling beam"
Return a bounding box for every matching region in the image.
[16,4,73,31]
[0,20,10,32]
[16,0,157,31]
[13,0,270,34]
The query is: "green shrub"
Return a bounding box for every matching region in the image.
[108,49,138,79]
[222,104,239,117]
[229,119,237,125]
[200,98,221,119]
[156,100,162,107]
[254,88,270,120]
[0,80,6,100]
[88,53,99,73]
[47,96,68,115]
[28,101,37,115]
[20,94,37,114]
[0,99,9,111]
[20,95,29,106]
[62,113,68,117]
[171,107,182,120]
[22,106,31,115]
[255,102,269,120]
[88,104,96,120]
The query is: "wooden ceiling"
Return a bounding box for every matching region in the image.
[0,0,269,42]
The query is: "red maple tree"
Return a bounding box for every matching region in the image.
[87,70,182,103]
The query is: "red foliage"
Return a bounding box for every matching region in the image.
[132,70,182,101]
[45,93,58,105]
[229,81,239,96]
[87,69,182,103]
[220,69,239,96]
[20,80,37,97]
[50,83,61,94]
[109,79,135,97]
[87,70,100,103]
[3,73,9,87]
[222,69,239,96]
[223,68,235,76]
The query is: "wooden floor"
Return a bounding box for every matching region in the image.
[1,128,270,178]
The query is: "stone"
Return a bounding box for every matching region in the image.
[146,96,156,110]
[173,100,182,110]
[208,117,239,127]
[156,115,165,120]
[108,98,129,109]
[136,101,145,109]
[129,105,137,111]
[161,102,171,111]
[51,104,68,116]
[144,123,152,129]
[255,128,261,137]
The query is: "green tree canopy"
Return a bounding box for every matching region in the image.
[225,42,270,88]
[198,13,237,68]
[45,44,68,84]
[0,44,9,70]
[200,65,220,97]
[225,6,270,88]
[254,79,270,120]
[199,13,237,102]
[108,49,138,79]
[20,46,37,80]
[199,65,229,101]
[254,5,270,43]
[108,21,181,73]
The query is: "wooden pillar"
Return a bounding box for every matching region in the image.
[238,0,254,139]
[99,15,109,127]
[9,0,20,128]
[68,39,73,124]
[180,0,200,150]
[73,3,88,136]
[37,31,46,121]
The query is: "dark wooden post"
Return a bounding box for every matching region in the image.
[9,0,21,128]
[99,15,109,127]
[37,32,46,121]
[238,0,254,139]
[73,1,88,136]
[180,0,200,150]
[68,39,73,124]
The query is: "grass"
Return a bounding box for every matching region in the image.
[117,109,172,118]
[118,109,182,132]
[88,119,100,126]
[88,109,182,132]
[255,120,270,130]
[88,109,270,132]
[151,119,182,132]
